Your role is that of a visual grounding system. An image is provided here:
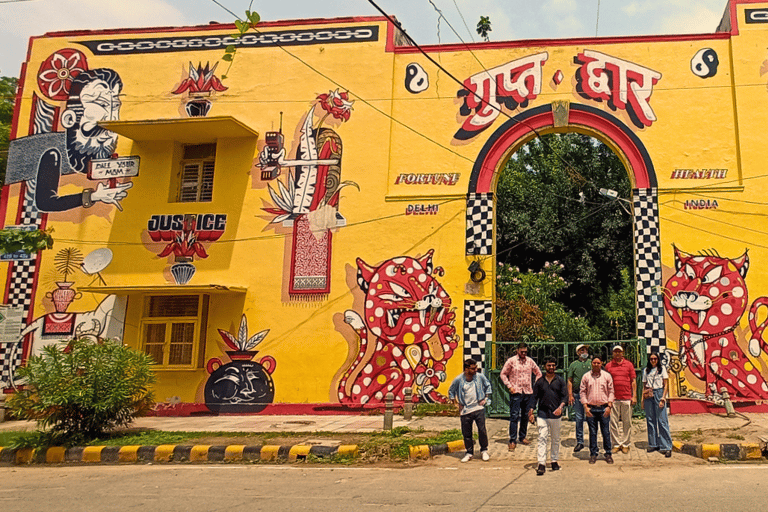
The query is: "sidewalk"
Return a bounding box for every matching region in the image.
[2,412,766,461]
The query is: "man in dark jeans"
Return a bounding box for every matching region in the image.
[449,358,492,463]
[579,356,615,464]
[500,342,542,451]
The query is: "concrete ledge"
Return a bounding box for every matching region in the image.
[672,441,767,461]
[0,444,359,465]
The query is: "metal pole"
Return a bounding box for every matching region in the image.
[0,394,5,423]
[720,387,736,417]
[402,387,413,420]
[383,392,394,431]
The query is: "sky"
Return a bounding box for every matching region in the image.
[0,0,730,77]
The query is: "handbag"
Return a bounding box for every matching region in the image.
[642,386,653,399]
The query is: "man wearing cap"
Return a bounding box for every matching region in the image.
[604,345,637,454]
[567,344,591,453]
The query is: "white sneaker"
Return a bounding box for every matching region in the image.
[481,451,490,461]
[460,453,473,463]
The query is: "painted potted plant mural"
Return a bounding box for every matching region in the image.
[46,248,83,312]
[171,61,228,117]
[204,315,276,413]
[158,217,209,285]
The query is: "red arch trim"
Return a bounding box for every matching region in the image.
[470,104,655,193]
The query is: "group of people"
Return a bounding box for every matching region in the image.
[448,342,672,474]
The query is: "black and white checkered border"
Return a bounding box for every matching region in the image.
[633,188,665,354]
[463,300,493,370]
[1,183,42,387]
[466,193,493,256]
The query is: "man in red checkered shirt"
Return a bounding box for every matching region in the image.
[500,342,542,450]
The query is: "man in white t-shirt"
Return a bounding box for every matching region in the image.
[448,358,492,463]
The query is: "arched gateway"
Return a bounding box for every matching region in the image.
[463,103,664,370]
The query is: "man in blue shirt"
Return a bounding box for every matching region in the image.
[448,358,492,463]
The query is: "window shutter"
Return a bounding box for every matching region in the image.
[199,160,215,202]
[179,163,202,202]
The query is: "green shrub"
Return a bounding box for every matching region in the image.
[7,338,155,446]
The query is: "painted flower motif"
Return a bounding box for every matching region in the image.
[158,230,209,259]
[172,62,228,95]
[37,48,88,101]
[316,89,354,121]
[414,360,446,389]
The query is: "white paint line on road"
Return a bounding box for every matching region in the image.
[706,465,768,470]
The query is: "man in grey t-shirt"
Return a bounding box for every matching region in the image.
[448,358,492,462]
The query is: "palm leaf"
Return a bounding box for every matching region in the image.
[237,315,248,347]
[244,329,269,350]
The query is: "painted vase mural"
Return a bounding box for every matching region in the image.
[45,282,82,313]
[204,315,276,413]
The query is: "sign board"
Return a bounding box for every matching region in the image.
[87,156,141,180]
[0,224,37,261]
[0,305,24,347]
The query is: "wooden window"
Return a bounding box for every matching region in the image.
[140,295,209,368]
[178,143,215,202]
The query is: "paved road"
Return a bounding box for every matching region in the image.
[1,458,766,511]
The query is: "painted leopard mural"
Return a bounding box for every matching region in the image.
[663,247,768,401]
[336,250,458,405]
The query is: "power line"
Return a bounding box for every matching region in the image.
[52,197,465,247]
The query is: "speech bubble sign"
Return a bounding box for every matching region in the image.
[88,156,141,180]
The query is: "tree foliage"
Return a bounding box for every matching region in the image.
[496,261,596,342]
[7,339,156,446]
[0,76,17,186]
[496,133,635,340]
[476,16,492,42]
[0,227,53,255]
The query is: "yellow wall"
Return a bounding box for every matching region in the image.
[3,1,768,410]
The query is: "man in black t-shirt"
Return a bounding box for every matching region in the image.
[529,356,567,475]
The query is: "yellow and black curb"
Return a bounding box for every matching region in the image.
[0,444,359,465]
[409,440,767,461]
[408,440,464,459]
[672,441,765,461]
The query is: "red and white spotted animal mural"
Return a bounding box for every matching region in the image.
[663,247,768,401]
[335,250,458,405]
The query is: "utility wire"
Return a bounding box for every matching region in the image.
[371,0,599,189]
[51,197,465,247]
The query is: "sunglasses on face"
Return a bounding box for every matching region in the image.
[649,357,659,361]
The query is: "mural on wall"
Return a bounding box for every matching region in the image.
[171,61,228,117]
[454,49,662,140]
[46,248,84,313]
[335,250,458,404]
[5,49,134,212]
[663,247,768,402]
[691,48,719,78]
[146,213,227,285]
[574,50,662,129]
[260,91,359,297]
[404,63,429,94]
[0,294,126,388]
[454,52,548,140]
[204,315,276,413]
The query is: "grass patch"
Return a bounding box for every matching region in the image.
[726,433,744,440]
[676,429,703,442]
[0,430,27,447]
[413,403,459,417]
[358,426,463,461]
